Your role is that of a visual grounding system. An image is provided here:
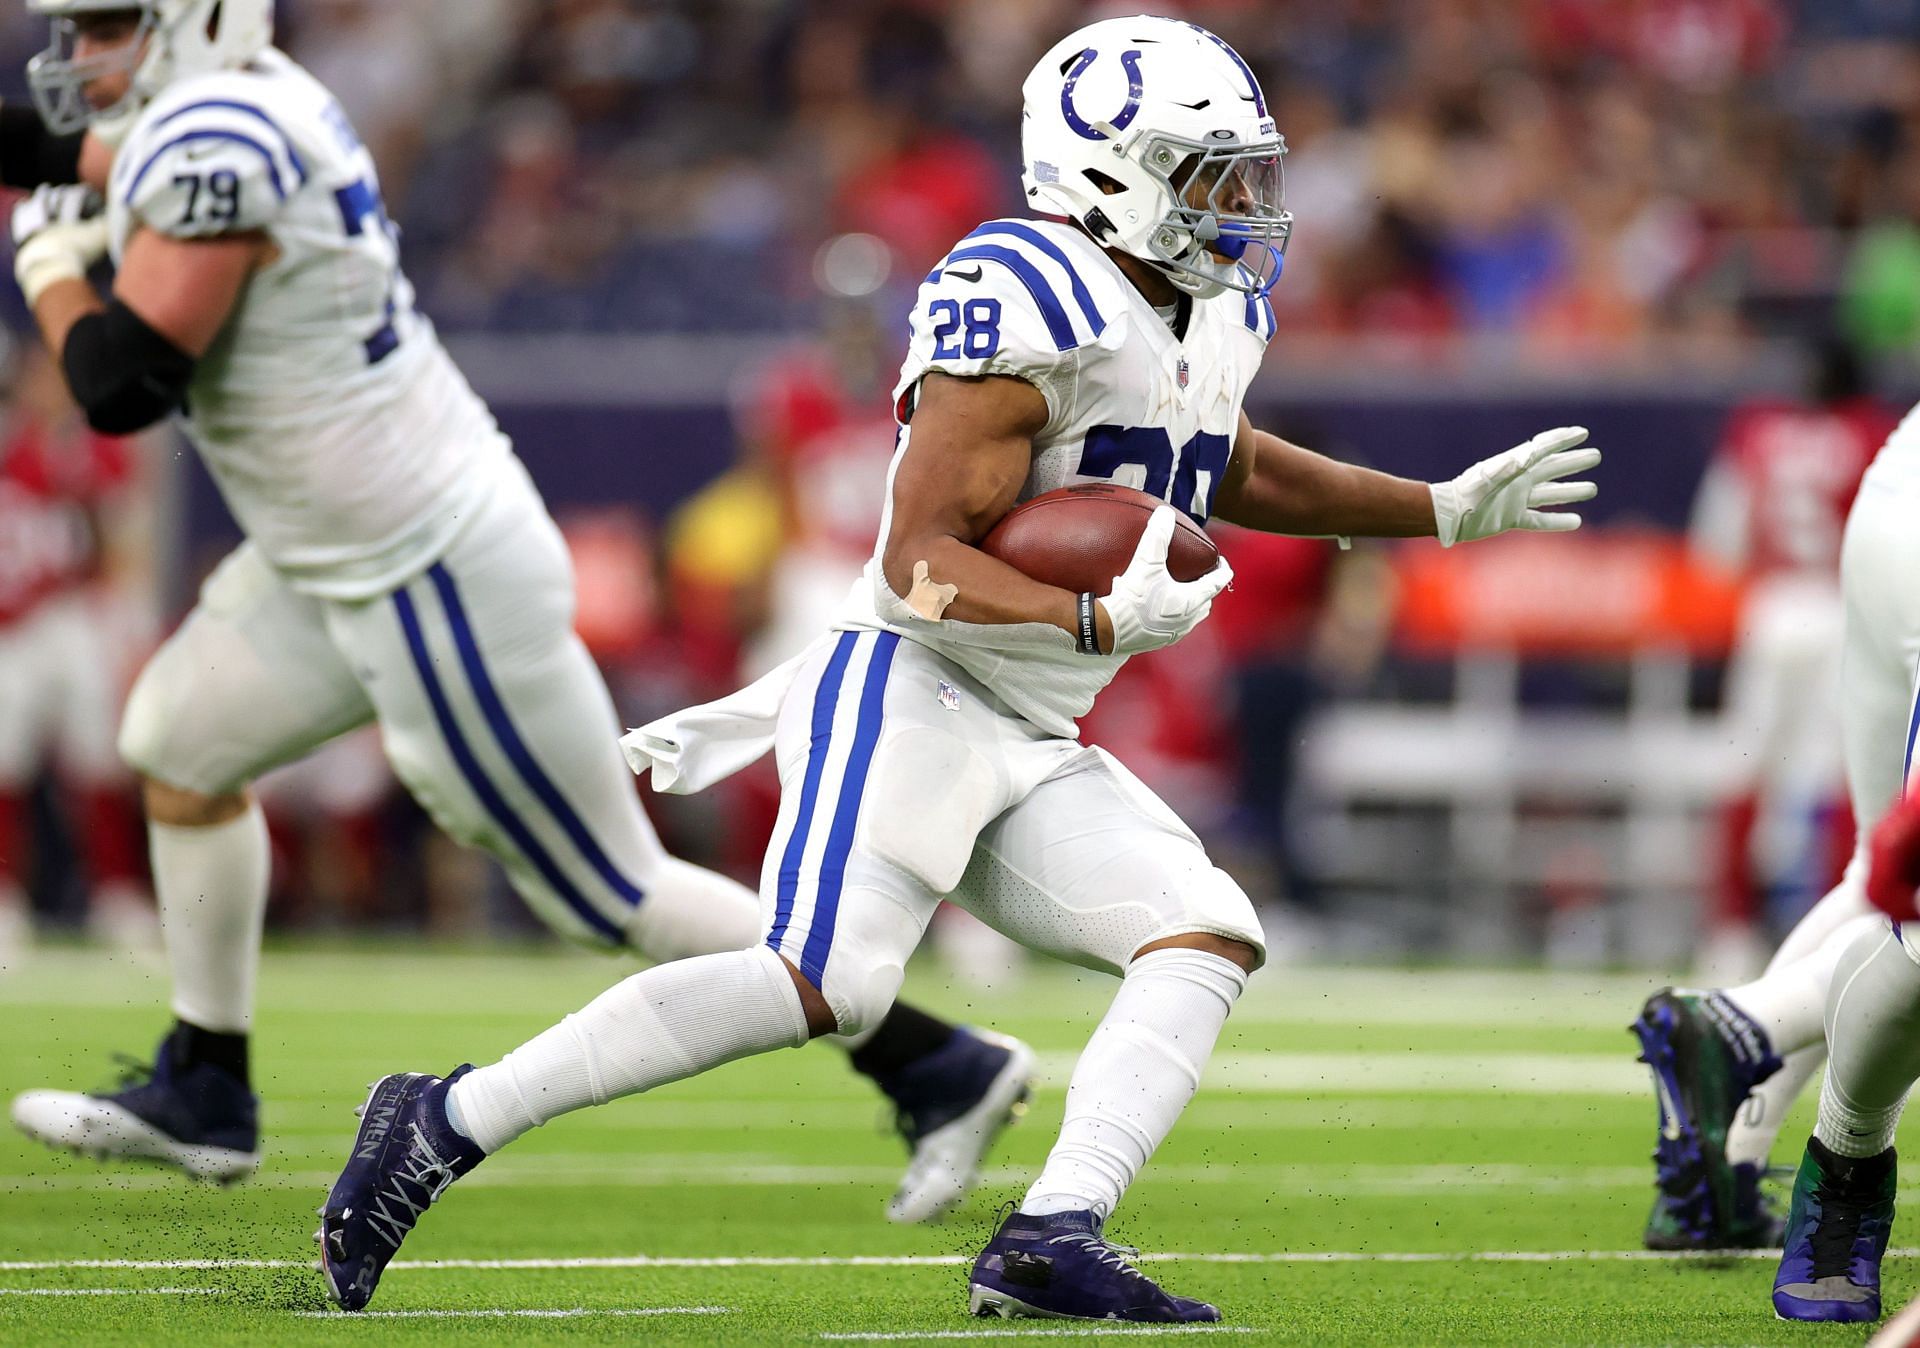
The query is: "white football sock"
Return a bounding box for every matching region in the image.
[1726,1046,1822,1168]
[445,945,809,1153]
[1815,922,1920,1159]
[1718,865,1875,1167]
[151,803,271,1035]
[1720,913,1885,1166]
[1722,916,1879,1056]
[1022,948,1247,1222]
[621,856,760,962]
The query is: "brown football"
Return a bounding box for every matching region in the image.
[979,483,1220,597]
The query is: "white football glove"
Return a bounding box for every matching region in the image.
[1098,506,1235,657]
[1429,426,1601,547]
[12,184,108,308]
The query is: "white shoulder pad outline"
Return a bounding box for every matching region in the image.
[115,78,308,238]
[895,217,1131,427]
[927,218,1120,354]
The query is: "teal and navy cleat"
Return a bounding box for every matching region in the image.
[1632,989,1783,1249]
[1643,1161,1786,1251]
[1772,1136,1896,1323]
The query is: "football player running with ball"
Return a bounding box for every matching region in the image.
[319,16,1600,1322]
[3,0,1034,1227]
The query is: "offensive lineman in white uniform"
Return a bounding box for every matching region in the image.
[3,0,1036,1226]
[319,16,1601,1322]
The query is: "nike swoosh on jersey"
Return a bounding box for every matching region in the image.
[944,265,985,283]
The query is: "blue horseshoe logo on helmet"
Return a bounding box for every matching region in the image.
[1061,48,1144,141]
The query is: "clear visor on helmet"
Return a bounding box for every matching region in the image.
[27,9,156,136]
[1141,133,1293,297]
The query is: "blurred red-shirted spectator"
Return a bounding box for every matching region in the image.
[1689,340,1897,977]
[0,348,154,956]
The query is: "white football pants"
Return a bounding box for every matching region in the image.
[760,629,1266,1034]
[118,463,686,948]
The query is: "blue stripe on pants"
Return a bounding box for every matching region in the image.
[1905,662,1920,793]
[392,585,624,944]
[798,632,901,988]
[768,632,858,951]
[428,563,646,907]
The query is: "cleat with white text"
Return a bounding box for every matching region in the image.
[1632,989,1782,1249]
[1773,1136,1895,1323]
[968,1208,1220,1322]
[318,1067,483,1311]
[883,1027,1034,1223]
[10,1034,258,1183]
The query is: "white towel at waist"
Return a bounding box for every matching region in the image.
[619,644,813,794]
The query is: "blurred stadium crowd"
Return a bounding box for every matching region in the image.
[0,0,1914,346]
[6,0,1920,967]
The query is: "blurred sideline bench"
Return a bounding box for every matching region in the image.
[1302,532,1747,964]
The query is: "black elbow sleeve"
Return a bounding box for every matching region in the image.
[0,105,84,189]
[63,302,195,435]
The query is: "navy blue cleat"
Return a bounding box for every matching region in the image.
[883,1028,1035,1223]
[1632,989,1782,1249]
[968,1209,1220,1322]
[10,1033,259,1183]
[1772,1136,1896,1323]
[317,1067,484,1311]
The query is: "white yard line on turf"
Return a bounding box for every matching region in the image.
[820,1330,1259,1341]
[0,1161,1660,1195]
[0,1287,226,1296]
[292,1307,730,1320]
[3,1249,1903,1273]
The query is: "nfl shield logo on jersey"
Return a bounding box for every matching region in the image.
[938,680,962,712]
[1177,358,1190,390]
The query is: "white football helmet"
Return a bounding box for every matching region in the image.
[26,0,275,136]
[1021,15,1291,300]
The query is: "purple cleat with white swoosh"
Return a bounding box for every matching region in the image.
[968,1208,1221,1322]
[316,1067,484,1311]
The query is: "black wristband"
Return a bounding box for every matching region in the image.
[0,104,84,190]
[1076,592,1100,655]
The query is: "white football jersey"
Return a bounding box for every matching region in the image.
[106,50,513,600]
[839,217,1273,737]
[1867,400,1920,494]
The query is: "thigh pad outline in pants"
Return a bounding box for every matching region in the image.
[757,631,1014,1034]
[955,746,1267,976]
[118,545,375,796]
[328,530,666,951]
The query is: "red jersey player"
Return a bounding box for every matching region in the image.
[1689,341,1896,976]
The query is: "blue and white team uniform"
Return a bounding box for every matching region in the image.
[635,218,1271,1034]
[108,51,674,950]
[1838,408,1920,959]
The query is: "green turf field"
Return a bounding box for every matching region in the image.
[0,945,1887,1345]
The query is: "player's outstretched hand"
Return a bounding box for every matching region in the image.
[1430,426,1601,547]
[1099,506,1234,656]
[1867,795,1920,924]
[11,183,108,308]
